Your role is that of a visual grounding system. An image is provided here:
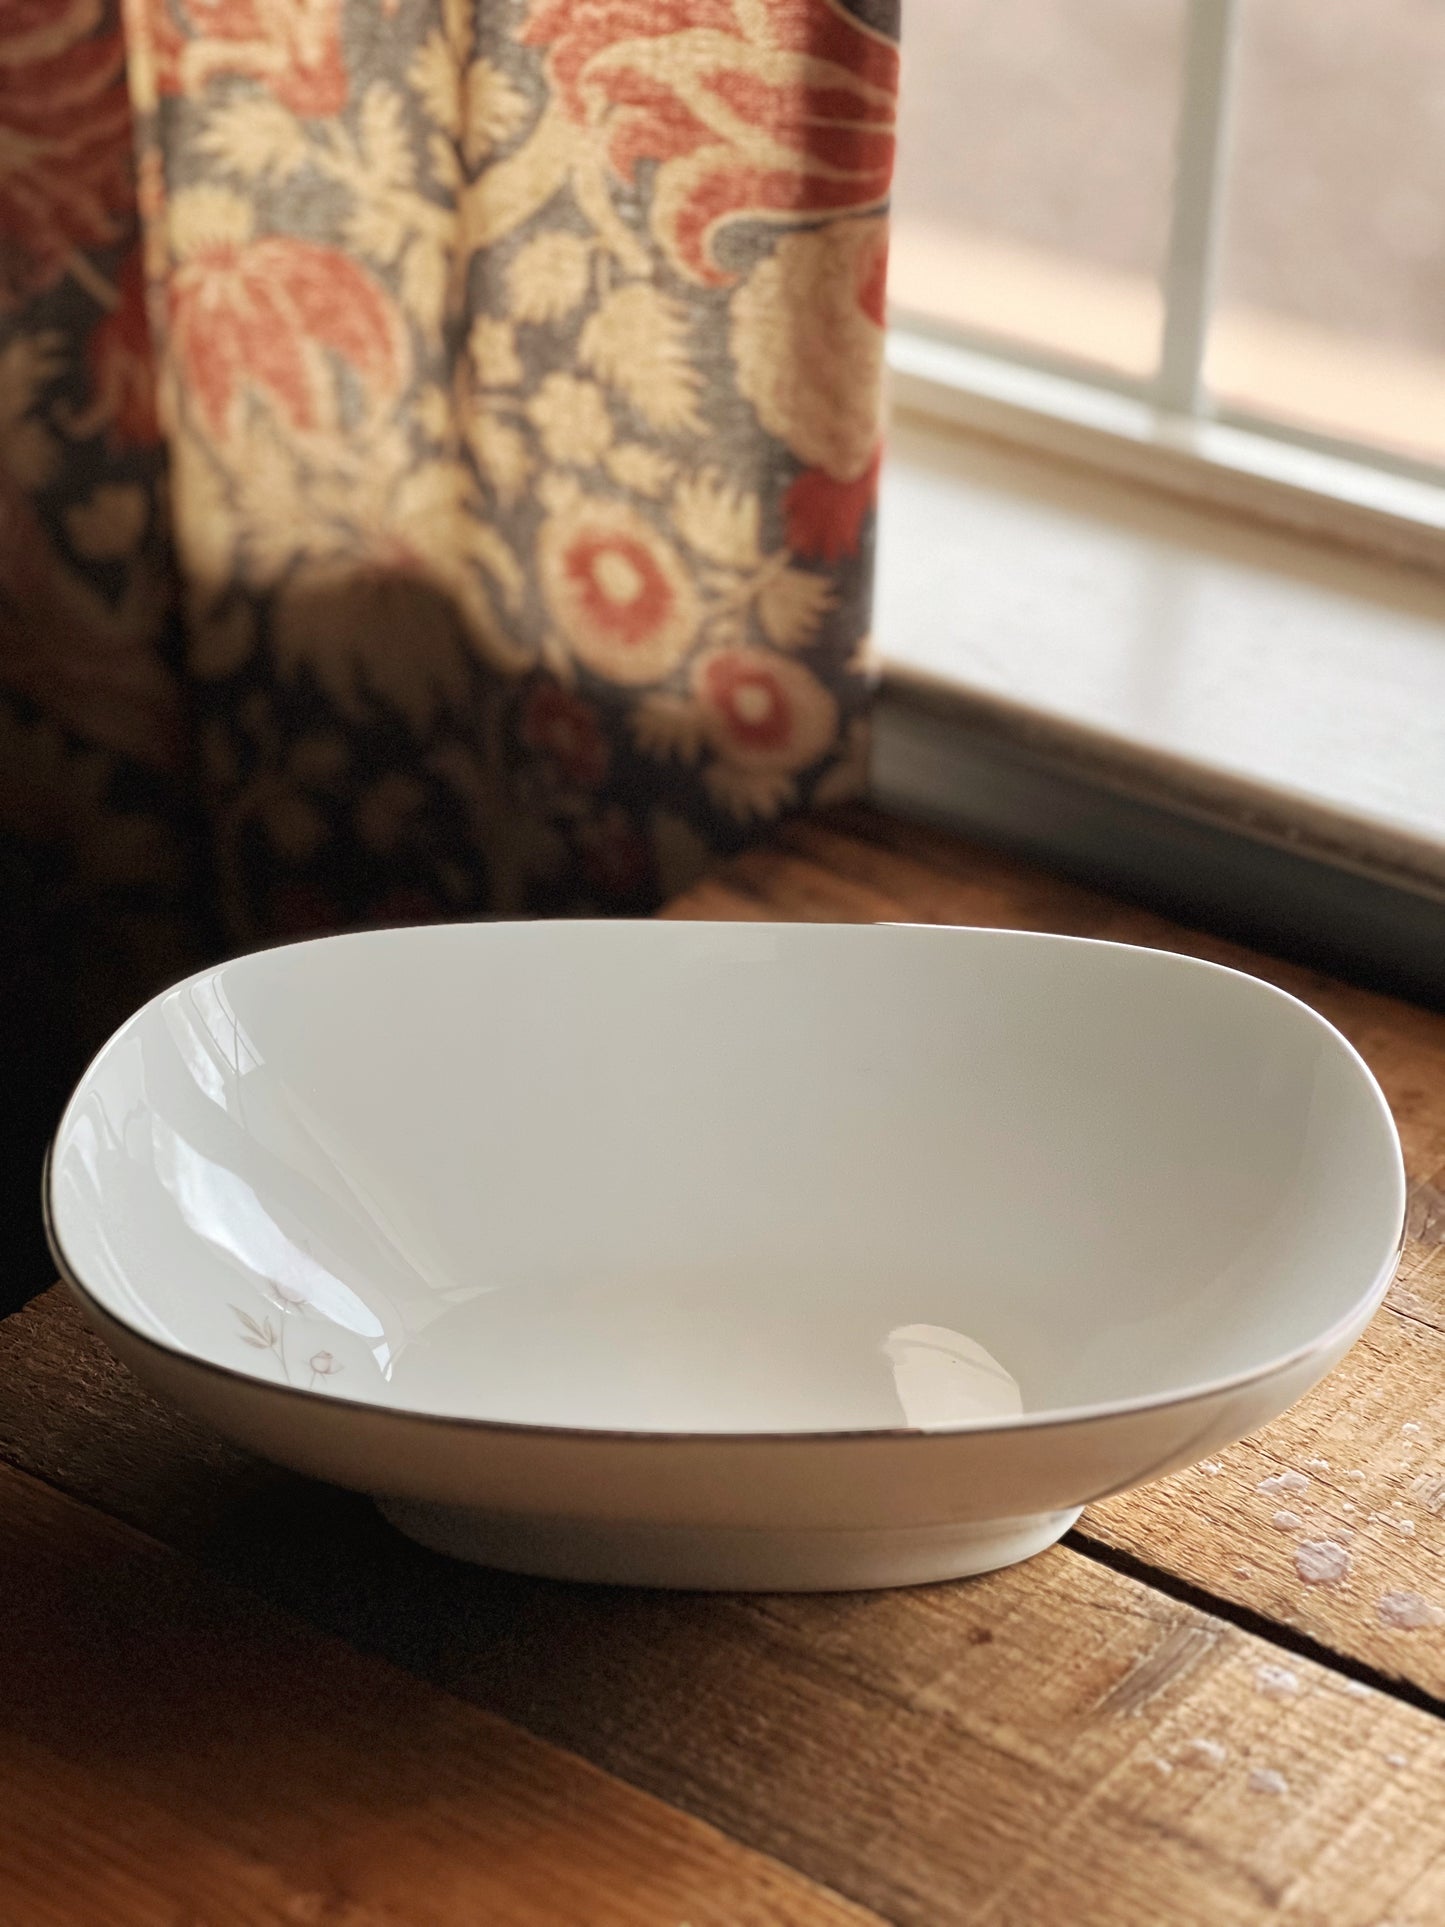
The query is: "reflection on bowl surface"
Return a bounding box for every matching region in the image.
[47,920,1405,1588]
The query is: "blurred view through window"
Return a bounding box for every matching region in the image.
[891,0,1445,472]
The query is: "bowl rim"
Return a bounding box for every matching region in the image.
[44,919,1409,1447]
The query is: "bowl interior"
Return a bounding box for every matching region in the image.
[50,921,1403,1434]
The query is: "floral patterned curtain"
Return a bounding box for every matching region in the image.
[0,0,898,1300]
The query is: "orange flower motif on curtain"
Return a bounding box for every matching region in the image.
[165,193,404,440]
[109,0,899,938]
[518,0,898,282]
[0,0,899,1302]
[539,499,700,686]
[501,0,897,560]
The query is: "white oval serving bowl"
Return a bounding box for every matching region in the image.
[47,920,1404,1591]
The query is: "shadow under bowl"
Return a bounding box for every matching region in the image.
[47,919,1405,1589]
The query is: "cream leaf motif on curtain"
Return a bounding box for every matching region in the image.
[133,0,899,929]
[0,0,898,1293]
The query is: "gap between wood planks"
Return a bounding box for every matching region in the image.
[1066,1528,1445,1721]
[7,1292,1445,1927]
[3,1413,1429,1726]
[0,1460,878,1927]
[666,811,1445,1707]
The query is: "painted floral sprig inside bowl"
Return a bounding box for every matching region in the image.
[47,919,1404,1591]
[233,1294,341,1392]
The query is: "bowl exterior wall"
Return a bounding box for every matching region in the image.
[81,1287,1377,1544]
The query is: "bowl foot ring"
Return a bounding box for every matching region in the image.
[375,1498,1083,1591]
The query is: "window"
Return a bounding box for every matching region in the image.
[891,0,1185,385]
[873,0,1445,992]
[888,0,1445,530]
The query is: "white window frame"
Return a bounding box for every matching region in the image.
[886,0,1445,577]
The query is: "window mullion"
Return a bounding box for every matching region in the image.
[1156,0,1242,416]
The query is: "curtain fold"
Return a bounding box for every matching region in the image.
[0,0,898,1298]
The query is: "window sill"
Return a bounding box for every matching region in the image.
[870,414,1445,999]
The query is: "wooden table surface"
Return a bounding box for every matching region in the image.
[3,806,1444,1926]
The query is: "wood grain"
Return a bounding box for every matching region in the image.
[1087,1238,1445,1701]
[7,805,1445,1924]
[0,1459,874,1927]
[3,1292,1445,1926]
[667,811,1445,1700]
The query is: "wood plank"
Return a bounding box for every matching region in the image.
[10,806,1445,1922]
[0,1459,874,1927]
[3,1293,1445,1925]
[664,810,1445,1699]
[1087,1238,1445,1700]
